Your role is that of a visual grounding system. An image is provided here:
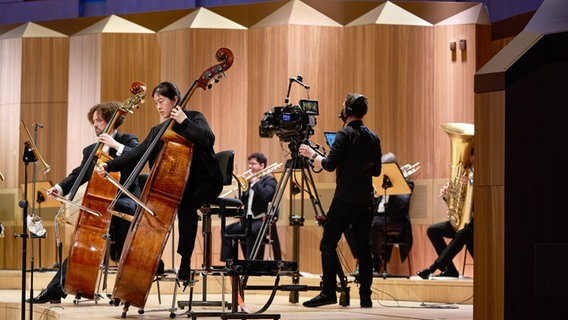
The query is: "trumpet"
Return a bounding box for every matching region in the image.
[236,162,283,191]
[21,120,51,174]
[400,162,420,178]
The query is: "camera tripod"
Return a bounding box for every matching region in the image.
[246,140,350,306]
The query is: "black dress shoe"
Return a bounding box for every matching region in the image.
[177,267,191,281]
[360,296,372,308]
[417,269,431,280]
[435,269,459,278]
[303,293,337,308]
[156,259,165,276]
[26,288,62,304]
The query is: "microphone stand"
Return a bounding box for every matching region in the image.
[35,191,48,271]
[380,175,393,277]
[17,142,37,320]
[30,123,47,272]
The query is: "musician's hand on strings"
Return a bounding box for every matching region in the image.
[170,106,187,124]
[98,133,121,150]
[95,163,108,177]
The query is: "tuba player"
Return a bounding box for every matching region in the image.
[417,148,474,279]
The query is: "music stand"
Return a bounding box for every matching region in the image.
[372,163,411,278]
[21,181,58,271]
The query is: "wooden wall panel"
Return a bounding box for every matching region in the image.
[474,91,504,317]
[0,38,22,190]
[158,29,248,169]
[432,24,477,179]
[20,37,69,190]
[475,91,504,187]
[474,185,504,320]
[473,41,507,320]
[67,33,101,177]
[21,38,69,104]
[0,34,69,268]
[246,25,347,176]
[100,33,161,141]
[247,26,294,172]
[285,25,345,174]
[344,25,435,176]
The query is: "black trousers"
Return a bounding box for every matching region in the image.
[220,218,282,261]
[426,219,474,272]
[320,198,373,298]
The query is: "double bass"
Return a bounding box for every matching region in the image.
[53,82,146,300]
[109,48,233,312]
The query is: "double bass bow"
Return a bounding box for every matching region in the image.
[108,48,233,313]
[52,82,147,300]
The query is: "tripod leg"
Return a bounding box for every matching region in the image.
[248,163,293,260]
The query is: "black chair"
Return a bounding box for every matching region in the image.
[180,150,244,313]
[202,150,244,271]
[382,225,412,278]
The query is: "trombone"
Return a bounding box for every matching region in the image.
[236,162,283,191]
[400,162,420,178]
[21,120,51,174]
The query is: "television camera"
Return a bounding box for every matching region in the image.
[259,75,319,143]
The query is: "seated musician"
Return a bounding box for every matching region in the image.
[28,102,140,304]
[417,149,474,279]
[96,81,223,283]
[345,152,414,275]
[220,152,280,261]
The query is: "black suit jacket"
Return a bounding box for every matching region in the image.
[58,132,140,196]
[106,110,223,210]
[241,175,277,220]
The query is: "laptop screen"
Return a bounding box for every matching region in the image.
[324,131,336,147]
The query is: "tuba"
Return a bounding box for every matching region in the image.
[440,123,474,231]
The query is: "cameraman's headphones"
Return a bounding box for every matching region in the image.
[346,94,365,117]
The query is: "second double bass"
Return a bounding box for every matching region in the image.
[61,83,147,300]
[97,48,233,311]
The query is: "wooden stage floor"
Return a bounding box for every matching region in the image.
[0,269,473,320]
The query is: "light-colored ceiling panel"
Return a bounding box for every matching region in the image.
[0,22,67,39]
[74,14,154,35]
[161,7,247,31]
[252,0,341,28]
[436,3,491,26]
[347,1,431,27]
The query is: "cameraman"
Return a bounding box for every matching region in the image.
[299,93,382,308]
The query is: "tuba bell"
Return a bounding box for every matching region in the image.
[440,123,474,231]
